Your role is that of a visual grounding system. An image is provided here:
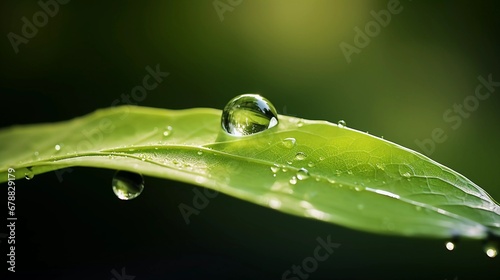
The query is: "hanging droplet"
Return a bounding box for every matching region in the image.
[483,238,498,258]
[296,168,310,180]
[24,167,34,180]
[337,120,346,128]
[221,94,279,136]
[163,126,173,137]
[112,170,144,200]
[295,152,307,161]
[282,138,296,149]
[445,241,455,251]
[484,244,498,258]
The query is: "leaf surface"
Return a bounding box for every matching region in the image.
[1,106,499,239]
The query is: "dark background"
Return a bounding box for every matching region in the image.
[1,1,499,279]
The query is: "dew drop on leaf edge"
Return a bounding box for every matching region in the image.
[338,120,346,128]
[112,170,144,200]
[221,94,279,136]
[25,167,34,180]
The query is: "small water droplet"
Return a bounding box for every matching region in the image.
[347,170,353,175]
[112,170,144,200]
[55,144,61,151]
[483,239,498,258]
[32,151,40,160]
[282,138,296,149]
[24,167,34,180]
[296,168,310,180]
[295,152,307,161]
[402,172,411,178]
[337,120,346,128]
[307,161,315,168]
[282,167,288,173]
[297,120,304,127]
[289,176,297,185]
[221,94,279,136]
[163,126,173,137]
[270,165,280,173]
[445,241,456,251]
[319,156,325,161]
[197,151,203,156]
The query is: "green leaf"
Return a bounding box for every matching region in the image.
[1,105,499,239]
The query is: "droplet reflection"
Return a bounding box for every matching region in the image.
[112,170,144,200]
[221,94,279,136]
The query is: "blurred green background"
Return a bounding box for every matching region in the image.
[1,1,499,279]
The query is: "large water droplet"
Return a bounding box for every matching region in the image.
[337,120,346,128]
[112,171,144,200]
[296,168,310,180]
[24,167,34,180]
[282,138,296,149]
[221,94,279,136]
